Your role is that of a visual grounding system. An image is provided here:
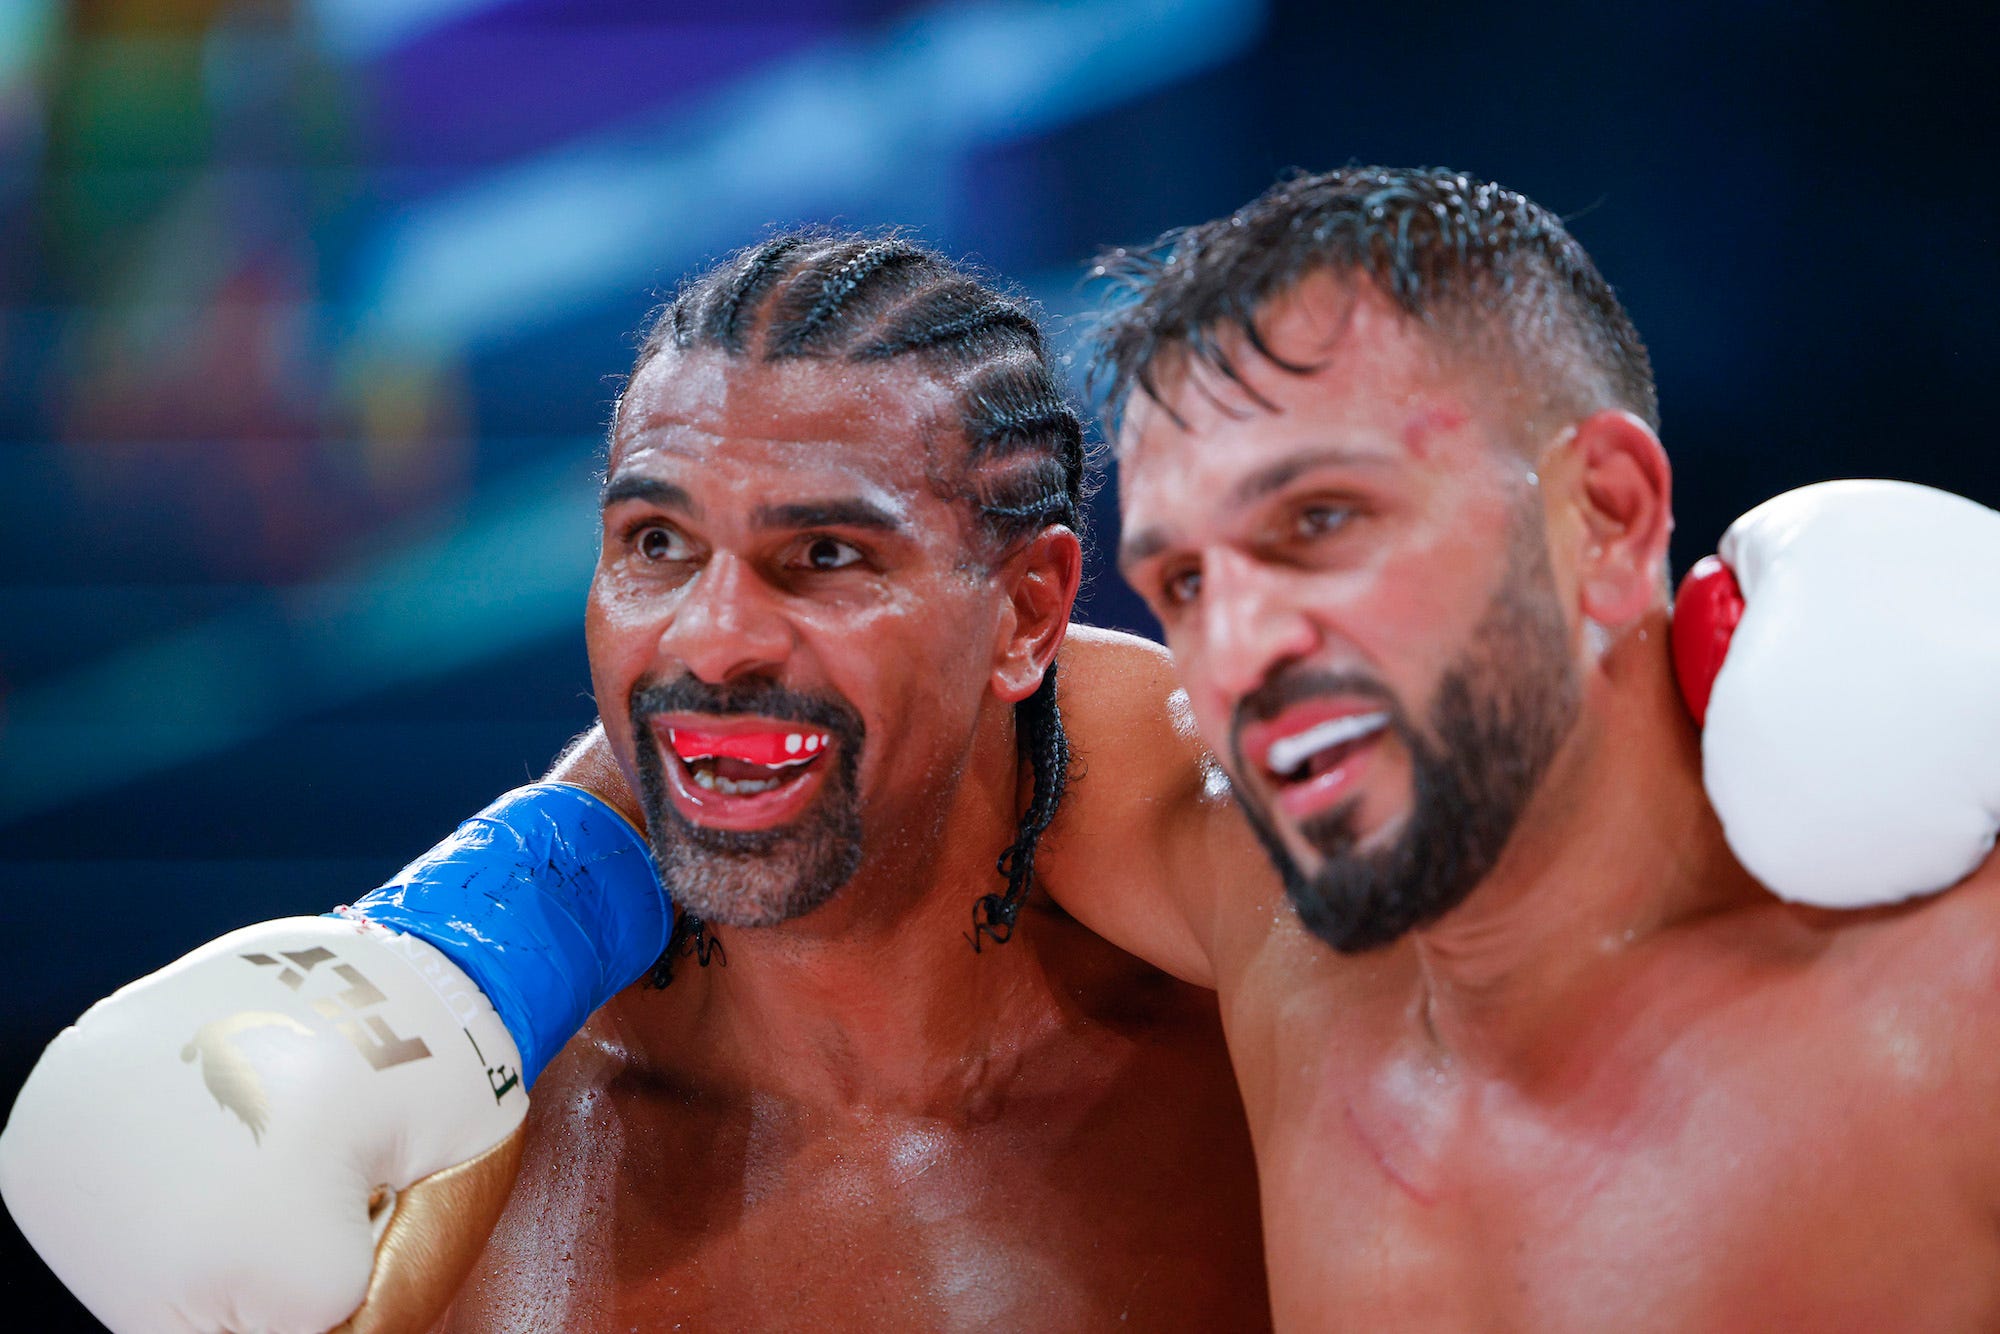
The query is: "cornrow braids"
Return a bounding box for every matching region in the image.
[628,229,1093,982]
[769,239,929,357]
[858,293,1044,361]
[705,235,807,352]
[968,658,1067,949]
[1087,165,1658,440]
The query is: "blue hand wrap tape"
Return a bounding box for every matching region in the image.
[336,783,671,1088]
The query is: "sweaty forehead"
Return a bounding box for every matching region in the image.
[1119,278,1487,491]
[1118,274,1454,453]
[1113,277,1522,569]
[613,347,964,483]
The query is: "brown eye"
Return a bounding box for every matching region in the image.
[1295,503,1352,539]
[1162,566,1203,607]
[798,537,863,572]
[635,525,691,561]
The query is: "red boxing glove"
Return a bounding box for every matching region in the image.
[1671,555,1743,729]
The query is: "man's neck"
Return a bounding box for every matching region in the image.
[608,706,1066,1114]
[1406,613,1766,1078]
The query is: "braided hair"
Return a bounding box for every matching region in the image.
[629,231,1091,984]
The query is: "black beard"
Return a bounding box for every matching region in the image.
[629,675,866,928]
[1228,522,1581,954]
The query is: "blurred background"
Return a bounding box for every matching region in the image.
[1,0,1993,1322]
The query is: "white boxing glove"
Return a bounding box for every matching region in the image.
[1674,479,2000,907]
[0,916,527,1334]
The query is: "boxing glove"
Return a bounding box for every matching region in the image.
[0,783,669,1334]
[1673,480,2000,907]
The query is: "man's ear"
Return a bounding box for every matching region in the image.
[1554,410,1673,627]
[992,526,1083,703]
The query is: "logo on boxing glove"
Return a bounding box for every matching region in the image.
[180,1012,316,1144]
[182,948,440,1144]
[243,945,433,1071]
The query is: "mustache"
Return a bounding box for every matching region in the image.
[1232,664,1401,728]
[629,674,866,747]
[1229,665,1405,775]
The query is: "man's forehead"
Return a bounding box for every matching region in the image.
[1114,281,1499,561]
[1116,274,1449,453]
[613,346,962,472]
[1120,324,1476,513]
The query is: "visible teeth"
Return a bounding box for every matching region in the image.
[1266,712,1390,777]
[689,764,782,796]
[785,733,803,754]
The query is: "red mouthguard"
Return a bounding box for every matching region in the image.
[668,727,826,768]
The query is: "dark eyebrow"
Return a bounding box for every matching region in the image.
[1229,446,1386,506]
[1118,446,1386,573]
[751,498,905,533]
[600,474,697,514]
[1117,526,1172,573]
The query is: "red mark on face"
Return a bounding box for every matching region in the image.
[1400,405,1469,458]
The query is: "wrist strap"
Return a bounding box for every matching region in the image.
[336,783,671,1087]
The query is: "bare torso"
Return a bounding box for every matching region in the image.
[1222,856,2000,1332]
[447,628,2000,1331]
[1036,628,2000,1331]
[442,898,1269,1333]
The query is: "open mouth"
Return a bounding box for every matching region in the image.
[1245,706,1392,821]
[652,718,838,831]
[1263,711,1389,783]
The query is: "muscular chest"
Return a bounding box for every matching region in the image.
[449,1035,1267,1331]
[1250,976,1999,1332]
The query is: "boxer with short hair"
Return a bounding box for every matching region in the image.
[1094,166,2000,1329]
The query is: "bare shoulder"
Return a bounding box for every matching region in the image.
[1035,624,1269,988]
[1037,627,1209,980]
[1056,624,1185,727]
[1915,854,2000,994]
[1785,852,2000,1108]
[1055,625,1215,799]
[1847,851,2000,980]
[1764,851,2000,1011]
[1835,852,2000,1195]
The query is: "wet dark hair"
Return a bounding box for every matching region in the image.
[625,230,1090,983]
[1088,165,1657,438]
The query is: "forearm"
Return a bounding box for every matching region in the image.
[3,756,672,1334]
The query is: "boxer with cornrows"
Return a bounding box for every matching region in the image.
[3,234,1279,1333]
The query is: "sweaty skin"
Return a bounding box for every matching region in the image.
[1105,273,2000,1332]
[437,350,1268,1332]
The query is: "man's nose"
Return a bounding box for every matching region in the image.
[1196,548,1320,701]
[659,552,793,684]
